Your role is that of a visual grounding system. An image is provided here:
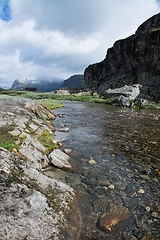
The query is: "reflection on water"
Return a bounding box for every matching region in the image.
[50,101,160,239]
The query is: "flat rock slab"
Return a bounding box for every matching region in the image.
[48,149,72,170]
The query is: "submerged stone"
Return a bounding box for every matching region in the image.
[97,205,131,234]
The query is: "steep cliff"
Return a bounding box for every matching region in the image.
[84,13,160,101]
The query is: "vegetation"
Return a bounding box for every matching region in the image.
[0,126,20,151]
[151,28,160,32]
[0,89,160,109]
[38,130,59,154]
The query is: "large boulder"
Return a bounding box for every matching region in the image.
[104,84,141,100]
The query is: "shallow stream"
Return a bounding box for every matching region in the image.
[50,101,160,240]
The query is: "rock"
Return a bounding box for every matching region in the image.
[48,149,72,170]
[84,13,160,102]
[74,91,91,96]
[8,128,21,136]
[104,84,141,100]
[97,205,131,234]
[15,120,26,128]
[54,89,70,95]
[89,159,96,164]
[116,95,134,107]
[19,147,49,169]
[25,101,57,120]
[21,135,46,153]
[29,122,39,131]
[138,188,145,194]
[108,184,115,189]
[58,127,70,132]
[135,98,146,107]
[64,149,72,154]
[151,212,160,218]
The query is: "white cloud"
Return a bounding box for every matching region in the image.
[0,0,160,89]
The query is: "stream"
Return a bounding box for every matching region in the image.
[49,100,160,240]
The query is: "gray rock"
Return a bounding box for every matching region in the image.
[8,128,21,136]
[58,127,70,132]
[135,98,146,107]
[19,147,49,169]
[15,120,26,128]
[104,84,141,100]
[117,95,134,107]
[74,91,91,96]
[0,179,65,239]
[48,149,72,169]
[21,135,46,153]
[29,122,39,131]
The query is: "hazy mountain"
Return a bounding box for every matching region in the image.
[11,77,64,92]
[60,75,84,89]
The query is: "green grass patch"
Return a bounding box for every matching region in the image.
[0,126,20,151]
[38,130,59,153]
[36,99,64,109]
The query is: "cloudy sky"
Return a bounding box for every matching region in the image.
[0,0,160,89]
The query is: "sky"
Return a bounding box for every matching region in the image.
[0,0,160,89]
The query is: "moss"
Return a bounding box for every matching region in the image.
[38,130,59,152]
[0,126,20,151]
[151,28,160,32]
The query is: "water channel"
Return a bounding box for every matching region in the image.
[49,100,160,240]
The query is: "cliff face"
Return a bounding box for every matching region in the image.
[84,13,160,101]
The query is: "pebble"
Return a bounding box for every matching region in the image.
[138,189,145,194]
[146,207,150,212]
[108,184,115,189]
[152,212,160,218]
[89,160,96,164]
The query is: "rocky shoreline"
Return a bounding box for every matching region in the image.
[0,99,79,239]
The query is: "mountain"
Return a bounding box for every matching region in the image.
[11,77,64,92]
[84,13,160,101]
[60,74,85,89]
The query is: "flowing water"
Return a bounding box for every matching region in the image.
[49,101,160,240]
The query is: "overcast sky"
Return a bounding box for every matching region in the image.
[0,0,160,89]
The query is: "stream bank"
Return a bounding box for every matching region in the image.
[0,99,79,240]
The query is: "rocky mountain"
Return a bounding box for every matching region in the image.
[11,77,63,92]
[84,13,160,101]
[60,74,84,89]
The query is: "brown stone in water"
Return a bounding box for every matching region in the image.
[97,205,130,233]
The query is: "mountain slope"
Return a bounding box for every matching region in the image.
[60,75,84,89]
[84,13,160,101]
[11,77,63,92]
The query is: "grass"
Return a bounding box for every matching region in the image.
[0,126,20,151]
[36,99,64,109]
[38,130,59,153]
[0,90,160,109]
[151,28,160,32]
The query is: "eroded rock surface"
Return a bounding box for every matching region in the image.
[0,99,79,239]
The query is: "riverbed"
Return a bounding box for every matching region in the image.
[50,101,160,240]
